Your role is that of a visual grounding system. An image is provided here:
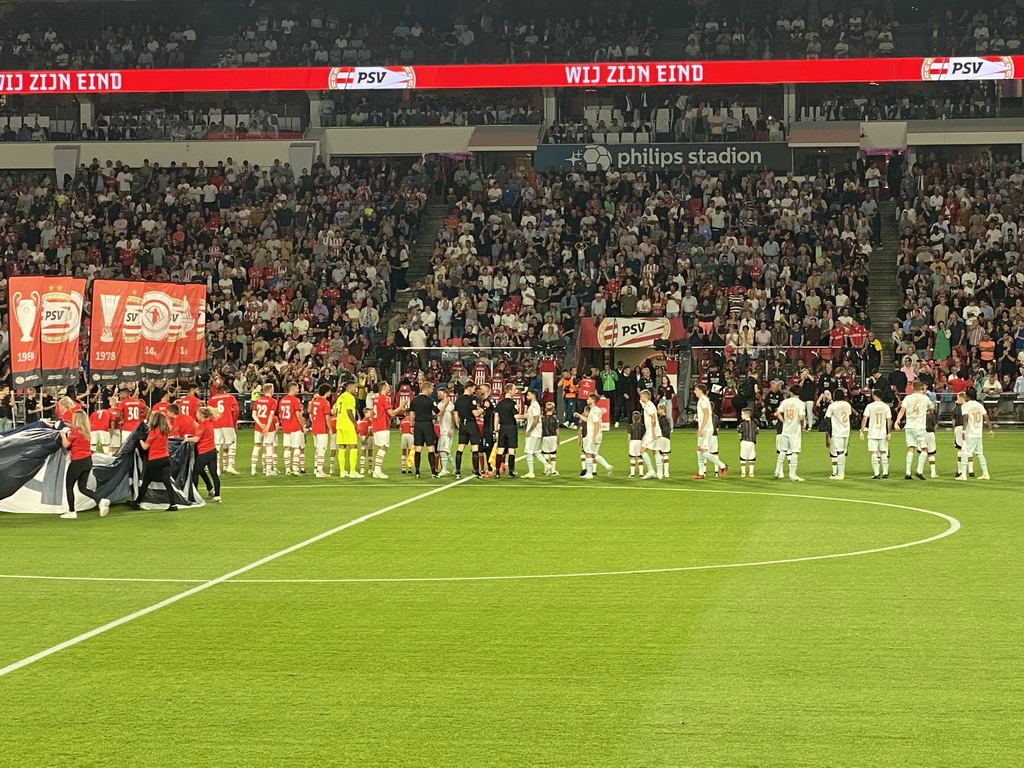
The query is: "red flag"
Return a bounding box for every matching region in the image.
[9,275,85,389]
[89,279,144,384]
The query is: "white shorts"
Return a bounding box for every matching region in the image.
[778,434,802,454]
[254,429,278,446]
[525,436,542,455]
[542,436,559,453]
[120,429,135,444]
[904,427,928,450]
[962,437,984,457]
[775,434,784,453]
[283,430,304,449]
[91,432,110,448]
[829,436,849,456]
[582,438,602,455]
[868,437,888,453]
[438,433,453,455]
[401,433,413,450]
[697,432,717,453]
[373,430,390,448]
[215,427,237,447]
[954,426,965,449]
[655,436,671,453]
[925,433,936,453]
[740,440,757,461]
[109,430,122,449]
[641,433,658,450]
[628,439,642,457]
[314,433,330,452]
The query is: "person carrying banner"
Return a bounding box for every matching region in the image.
[59,411,111,519]
[133,411,177,511]
[185,406,221,503]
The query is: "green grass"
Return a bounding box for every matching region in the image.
[1,428,1023,767]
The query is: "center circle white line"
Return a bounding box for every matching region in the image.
[0,488,959,585]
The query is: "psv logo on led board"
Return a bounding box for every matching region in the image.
[328,66,416,90]
[922,56,1014,80]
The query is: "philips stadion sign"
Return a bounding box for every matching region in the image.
[534,142,792,172]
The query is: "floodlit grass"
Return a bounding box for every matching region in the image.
[1,429,1022,767]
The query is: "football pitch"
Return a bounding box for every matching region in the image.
[2,428,1022,767]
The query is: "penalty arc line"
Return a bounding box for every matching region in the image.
[0,437,579,679]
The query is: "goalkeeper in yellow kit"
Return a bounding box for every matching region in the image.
[333,380,360,477]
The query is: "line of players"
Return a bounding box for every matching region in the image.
[78,377,996,485]
[737,380,994,482]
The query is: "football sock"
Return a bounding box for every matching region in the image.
[348,448,359,475]
[881,456,889,475]
[917,452,927,474]
[375,448,386,472]
[654,453,664,477]
[711,453,725,470]
[527,454,535,474]
[905,452,914,474]
[251,447,260,473]
[775,454,785,476]
[978,452,988,475]
[662,455,669,477]
[507,455,515,473]
[642,453,654,473]
[788,455,799,477]
[595,454,611,470]
[871,454,881,475]
[495,454,505,474]
[282,448,292,472]
[414,451,422,473]
[455,450,463,474]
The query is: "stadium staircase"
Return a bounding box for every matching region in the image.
[870,199,902,370]
[653,29,689,60]
[893,22,930,57]
[193,35,233,68]
[403,203,449,290]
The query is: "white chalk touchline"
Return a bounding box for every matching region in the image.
[0,488,959,586]
[0,475,473,680]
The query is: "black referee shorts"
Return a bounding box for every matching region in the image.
[458,423,482,446]
[497,425,518,450]
[413,422,437,448]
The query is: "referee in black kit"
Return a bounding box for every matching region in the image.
[410,380,439,478]
[453,382,483,479]
[494,384,524,478]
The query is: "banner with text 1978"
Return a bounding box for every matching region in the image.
[88,280,207,384]
[9,275,86,389]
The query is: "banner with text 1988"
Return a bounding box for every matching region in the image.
[89,280,207,384]
[9,275,86,389]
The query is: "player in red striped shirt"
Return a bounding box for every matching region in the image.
[89,405,114,454]
[278,383,306,476]
[207,389,240,474]
[309,384,334,478]
[356,408,373,475]
[251,383,279,476]
[116,389,149,442]
[176,384,202,420]
[370,382,403,479]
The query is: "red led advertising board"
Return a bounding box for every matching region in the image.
[0,56,1016,94]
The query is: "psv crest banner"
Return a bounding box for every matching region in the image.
[89,280,207,384]
[8,276,86,388]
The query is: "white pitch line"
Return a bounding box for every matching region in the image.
[0,475,473,680]
[0,487,959,586]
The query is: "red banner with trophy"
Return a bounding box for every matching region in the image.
[9,276,86,389]
[89,280,207,384]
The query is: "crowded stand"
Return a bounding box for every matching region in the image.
[889,153,1024,417]
[319,93,543,128]
[798,84,1001,122]
[0,154,427,400]
[928,2,1024,55]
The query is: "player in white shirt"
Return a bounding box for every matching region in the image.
[774,386,805,481]
[436,388,456,476]
[956,388,993,480]
[638,389,663,479]
[951,392,974,478]
[693,383,728,479]
[522,389,549,478]
[582,393,613,478]
[895,380,935,480]
[824,388,853,480]
[859,389,893,479]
